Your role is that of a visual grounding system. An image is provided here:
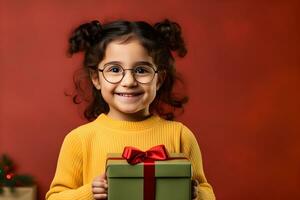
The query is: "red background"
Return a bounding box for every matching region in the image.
[1,0,300,199]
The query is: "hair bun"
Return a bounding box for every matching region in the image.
[68,20,102,54]
[154,19,187,57]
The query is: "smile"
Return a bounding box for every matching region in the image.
[115,93,143,97]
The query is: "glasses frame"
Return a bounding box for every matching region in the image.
[97,65,159,84]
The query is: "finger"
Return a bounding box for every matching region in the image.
[192,180,196,186]
[92,181,108,188]
[99,172,107,180]
[192,179,199,186]
[92,187,107,193]
[93,193,107,199]
[192,186,198,199]
[93,176,102,181]
[94,175,107,182]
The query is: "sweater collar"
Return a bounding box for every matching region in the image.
[95,113,162,131]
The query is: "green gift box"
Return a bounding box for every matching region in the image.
[106,153,192,200]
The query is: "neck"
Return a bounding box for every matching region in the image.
[107,110,152,122]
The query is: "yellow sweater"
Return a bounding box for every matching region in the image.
[46,114,215,200]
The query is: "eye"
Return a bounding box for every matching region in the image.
[134,66,151,74]
[106,65,123,73]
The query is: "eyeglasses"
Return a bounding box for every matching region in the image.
[98,65,159,84]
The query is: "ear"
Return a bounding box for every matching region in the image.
[90,70,101,90]
[156,70,166,90]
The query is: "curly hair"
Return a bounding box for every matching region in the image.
[67,19,188,121]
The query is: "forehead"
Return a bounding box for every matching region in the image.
[101,38,153,64]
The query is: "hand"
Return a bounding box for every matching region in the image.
[191,179,199,200]
[92,173,108,199]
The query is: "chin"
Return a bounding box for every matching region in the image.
[119,109,142,114]
[117,106,146,114]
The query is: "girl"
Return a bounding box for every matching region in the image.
[46,19,215,200]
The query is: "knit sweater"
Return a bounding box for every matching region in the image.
[46,114,215,200]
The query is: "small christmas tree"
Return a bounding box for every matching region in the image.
[0,154,35,194]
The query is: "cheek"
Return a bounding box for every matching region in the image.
[99,80,115,99]
[101,86,114,97]
[99,76,113,91]
[100,88,114,107]
[145,84,158,101]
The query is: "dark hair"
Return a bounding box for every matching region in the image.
[67,19,188,121]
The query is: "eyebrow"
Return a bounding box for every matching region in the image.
[103,61,154,68]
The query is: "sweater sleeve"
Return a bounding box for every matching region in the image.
[180,125,216,200]
[45,130,94,200]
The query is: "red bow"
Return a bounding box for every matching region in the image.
[122,144,169,165]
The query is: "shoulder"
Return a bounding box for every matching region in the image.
[158,117,195,137]
[166,119,197,142]
[154,117,184,135]
[63,119,99,143]
[157,116,184,128]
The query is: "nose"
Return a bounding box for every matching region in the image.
[120,69,137,87]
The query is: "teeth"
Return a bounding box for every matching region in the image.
[118,93,139,97]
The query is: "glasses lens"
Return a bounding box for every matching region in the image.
[134,65,155,83]
[103,65,124,83]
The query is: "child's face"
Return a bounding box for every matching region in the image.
[91,38,163,120]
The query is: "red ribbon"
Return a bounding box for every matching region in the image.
[122,144,169,164]
[122,145,169,200]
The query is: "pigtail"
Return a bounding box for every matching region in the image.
[154,19,187,57]
[68,20,102,55]
[66,20,107,121]
[152,19,188,120]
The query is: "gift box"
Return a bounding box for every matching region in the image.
[106,149,192,200]
[0,186,36,200]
